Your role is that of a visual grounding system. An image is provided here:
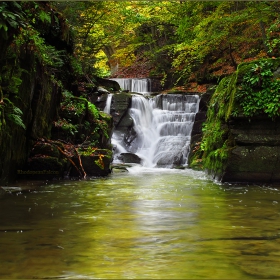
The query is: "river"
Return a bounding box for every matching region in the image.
[1,167,280,279]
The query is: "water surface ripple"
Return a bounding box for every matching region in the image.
[1,168,280,279]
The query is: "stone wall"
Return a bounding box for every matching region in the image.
[222,116,280,183]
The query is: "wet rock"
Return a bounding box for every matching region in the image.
[188,92,208,169]
[94,76,121,92]
[222,118,280,183]
[110,93,132,126]
[111,164,129,172]
[117,112,134,128]
[89,86,111,111]
[238,259,280,278]
[119,153,142,164]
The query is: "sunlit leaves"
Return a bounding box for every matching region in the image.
[54,1,280,82]
[171,1,280,83]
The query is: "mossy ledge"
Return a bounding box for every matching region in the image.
[190,58,280,183]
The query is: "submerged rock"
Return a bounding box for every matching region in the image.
[111,164,129,172]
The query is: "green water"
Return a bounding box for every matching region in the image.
[1,167,280,279]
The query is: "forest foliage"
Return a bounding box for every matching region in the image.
[53,1,280,85]
[1,1,279,84]
[1,0,280,126]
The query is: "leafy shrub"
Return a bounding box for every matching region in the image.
[236,59,280,118]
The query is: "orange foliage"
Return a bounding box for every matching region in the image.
[184,83,208,93]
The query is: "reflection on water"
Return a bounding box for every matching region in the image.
[1,168,280,279]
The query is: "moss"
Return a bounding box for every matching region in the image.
[31,156,63,169]
[53,118,79,138]
[195,58,280,177]
[78,147,112,158]
[59,91,112,145]
[193,72,234,174]
[189,157,203,171]
[60,92,87,122]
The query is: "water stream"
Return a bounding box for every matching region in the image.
[119,94,199,167]
[1,170,280,279]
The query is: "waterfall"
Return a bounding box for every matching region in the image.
[113,94,200,168]
[104,93,113,114]
[110,78,151,94]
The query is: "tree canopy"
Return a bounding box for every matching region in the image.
[2,1,280,88]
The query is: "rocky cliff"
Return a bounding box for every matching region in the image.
[0,2,114,184]
[190,58,280,183]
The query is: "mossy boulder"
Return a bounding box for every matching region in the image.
[119,153,142,164]
[70,148,113,177]
[59,96,87,123]
[52,91,113,147]
[192,58,280,183]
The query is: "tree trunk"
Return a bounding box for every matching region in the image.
[229,43,237,70]
[103,45,118,75]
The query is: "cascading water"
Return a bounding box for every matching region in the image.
[131,94,199,167]
[110,78,151,94]
[110,93,200,168]
[103,93,113,114]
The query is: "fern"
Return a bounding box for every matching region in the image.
[7,111,26,129]
[3,98,26,129]
[11,105,23,116]
[39,10,51,24]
